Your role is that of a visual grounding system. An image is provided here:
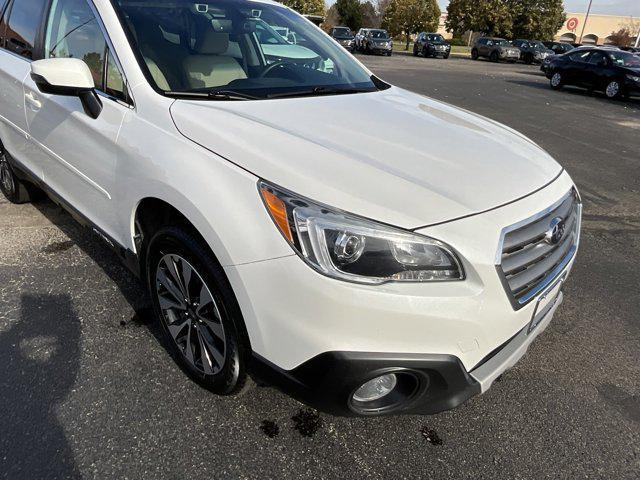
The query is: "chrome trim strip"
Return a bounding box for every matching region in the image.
[494,189,573,265]
[494,189,581,310]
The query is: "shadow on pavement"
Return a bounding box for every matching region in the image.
[0,294,82,479]
[31,199,161,341]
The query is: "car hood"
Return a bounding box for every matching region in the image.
[334,35,354,40]
[170,87,562,228]
[623,67,640,75]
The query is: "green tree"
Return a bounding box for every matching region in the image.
[446,0,565,40]
[510,0,565,40]
[446,0,513,38]
[335,0,363,31]
[382,0,440,50]
[280,0,326,16]
[360,1,380,28]
[607,28,634,47]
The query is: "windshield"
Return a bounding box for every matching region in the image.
[370,30,389,39]
[332,28,351,37]
[609,51,640,67]
[495,39,509,46]
[113,0,378,98]
[531,41,546,50]
[427,34,444,42]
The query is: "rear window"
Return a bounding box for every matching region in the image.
[3,0,48,59]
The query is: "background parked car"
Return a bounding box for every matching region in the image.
[361,29,393,56]
[413,32,451,58]
[545,47,640,99]
[512,39,554,64]
[329,26,355,52]
[471,37,520,62]
[543,41,575,55]
[354,28,371,51]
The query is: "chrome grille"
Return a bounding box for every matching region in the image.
[497,190,581,308]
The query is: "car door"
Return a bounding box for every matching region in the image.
[563,50,592,86]
[22,0,131,243]
[584,51,611,90]
[480,39,491,57]
[0,0,48,178]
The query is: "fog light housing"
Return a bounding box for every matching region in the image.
[349,371,423,414]
[352,374,397,402]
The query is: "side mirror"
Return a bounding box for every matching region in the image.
[30,58,102,119]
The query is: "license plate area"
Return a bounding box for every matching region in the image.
[528,274,565,334]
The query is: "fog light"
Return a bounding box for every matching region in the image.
[352,374,397,402]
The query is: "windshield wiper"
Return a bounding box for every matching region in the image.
[266,86,374,99]
[164,90,260,101]
[207,89,261,101]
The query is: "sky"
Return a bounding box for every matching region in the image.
[436,0,640,16]
[325,1,640,17]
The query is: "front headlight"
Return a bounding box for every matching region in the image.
[259,182,464,284]
[627,74,640,83]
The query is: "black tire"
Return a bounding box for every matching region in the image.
[0,145,36,204]
[490,51,499,62]
[443,53,450,59]
[471,48,479,60]
[386,52,392,56]
[605,79,623,100]
[413,45,418,56]
[146,226,248,395]
[550,71,563,90]
[524,53,533,64]
[422,46,429,58]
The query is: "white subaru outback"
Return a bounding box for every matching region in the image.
[0,0,581,415]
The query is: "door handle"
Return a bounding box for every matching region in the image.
[25,91,42,110]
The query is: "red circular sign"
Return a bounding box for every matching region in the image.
[567,17,579,31]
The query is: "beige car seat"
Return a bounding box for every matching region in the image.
[183,30,247,89]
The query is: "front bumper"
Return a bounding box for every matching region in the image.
[369,44,393,53]
[499,50,520,60]
[225,171,577,415]
[251,288,563,415]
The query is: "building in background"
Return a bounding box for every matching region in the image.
[556,13,638,45]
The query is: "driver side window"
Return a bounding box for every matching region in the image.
[45,0,128,102]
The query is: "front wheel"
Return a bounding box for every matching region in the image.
[550,72,563,90]
[605,80,622,99]
[147,226,248,395]
[471,48,479,60]
[443,53,450,59]
[0,146,37,204]
[490,51,499,62]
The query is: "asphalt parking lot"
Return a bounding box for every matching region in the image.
[1,54,639,479]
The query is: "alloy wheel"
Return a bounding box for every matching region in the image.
[551,73,562,88]
[605,81,620,98]
[0,151,15,196]
[155,253,226,375]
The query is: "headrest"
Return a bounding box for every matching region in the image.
[194,31,229,55]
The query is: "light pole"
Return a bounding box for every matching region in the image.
[579,0,593,44]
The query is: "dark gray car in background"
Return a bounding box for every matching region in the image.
[413,32,451,58]
[329,26,355,52]
[361,29,393,56]
[472,37,520,62]
[512,39,555,64]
